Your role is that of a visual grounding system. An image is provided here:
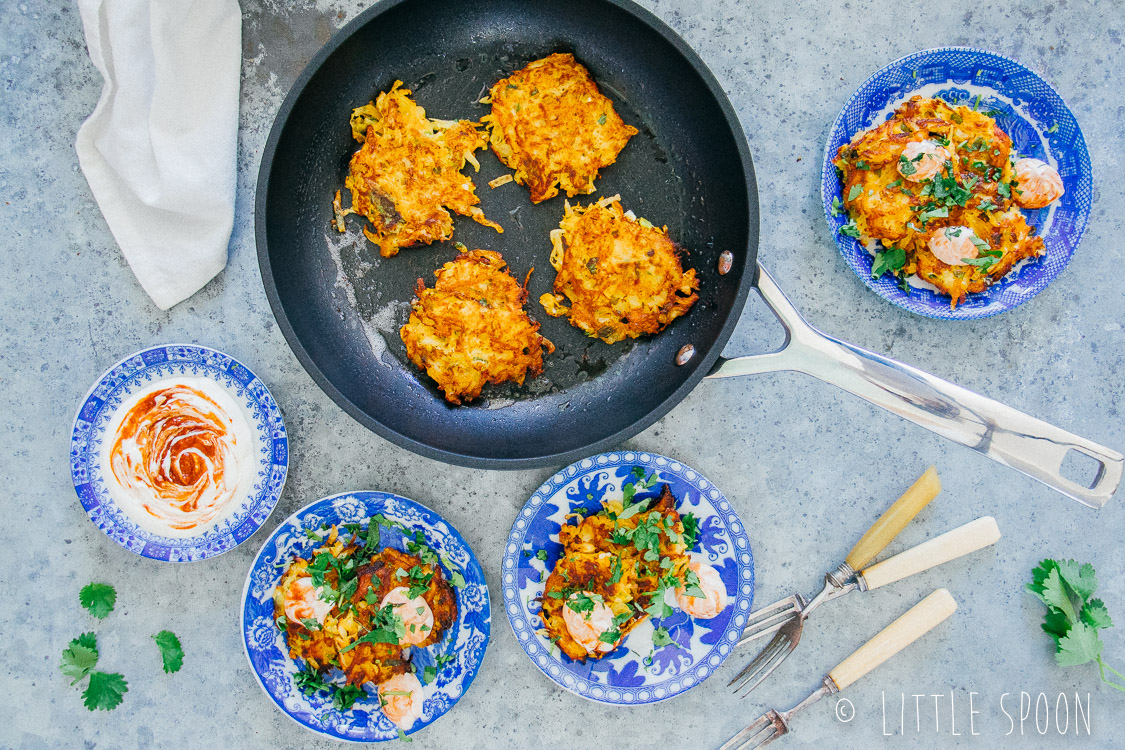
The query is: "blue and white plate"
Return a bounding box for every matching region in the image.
[502,452,754,705]
[822,47,1093,319]
[69,344,288,562]
[241,491,490,742]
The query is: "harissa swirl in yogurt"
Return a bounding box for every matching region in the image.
[101,377,255,536]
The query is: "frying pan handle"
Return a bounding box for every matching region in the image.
[707,264,1123,509]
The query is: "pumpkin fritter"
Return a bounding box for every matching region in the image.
[539,195,699,344]
[335,81,501,258]
[541,484,692,662]
[273,523,458,701]
[834,96,1050,308]
[482,53,638,203]
[400,248,554,405]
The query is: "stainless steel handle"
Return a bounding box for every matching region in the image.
[707,263,1123,509]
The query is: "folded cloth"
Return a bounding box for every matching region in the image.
[76,0,242,310]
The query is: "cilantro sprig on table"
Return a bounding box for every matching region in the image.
[1027,559,1124,692]
[60,583,183,711]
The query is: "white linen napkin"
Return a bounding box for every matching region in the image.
[75,0,243,310]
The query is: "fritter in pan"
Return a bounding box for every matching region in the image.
[482,53,638,203]
[834,95,1061,308]
[335,81,501,258]
[539,195,698,344]
[540,482,695,661]
[400,248,554,405]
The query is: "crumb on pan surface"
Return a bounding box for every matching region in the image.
[400,248,555,405]
[482,53,638,204]
[539,195,698,344]
[335,81,501,258]
[834,95,1053,308]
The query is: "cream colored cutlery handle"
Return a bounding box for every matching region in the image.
[828,588,957,691]
[845,466,941,570]
[859,517,1001,590]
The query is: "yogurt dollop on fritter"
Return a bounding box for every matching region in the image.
[539,195,698,344]
[482,53,638,203]
[400,248,554,405]
[337,81,501,258]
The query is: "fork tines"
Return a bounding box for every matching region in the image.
[719,710,785,750]
[727,629,793,693]
[737,597,802,645]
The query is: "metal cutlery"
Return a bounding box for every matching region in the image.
[728,516,999,694]
[720,588,958,750]
[727,466,942,693]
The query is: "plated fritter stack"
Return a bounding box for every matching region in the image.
[400,249,554,405]
[482,52,638,203]
[539,195,699,344]
[337,82,501,258]
[834,95,1062,307]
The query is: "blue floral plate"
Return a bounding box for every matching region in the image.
[69,344,288,562]
[241,491,491,742]
[822,47,1092,319]
[502,452,754,705]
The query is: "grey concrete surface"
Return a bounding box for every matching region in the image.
[2,0,1124,748]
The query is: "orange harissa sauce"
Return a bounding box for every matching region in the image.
[108,384,243,531]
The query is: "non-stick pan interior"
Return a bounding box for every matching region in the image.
[258,0,757,466]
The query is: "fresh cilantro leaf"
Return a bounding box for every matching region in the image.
[680,569,707,599]
[1042,608,1071,645]
[79,583,116,619]
[448,569,466,589]
[847,185,862,202]
[536,550,548,562]
[681,513,700,550]
[871,246,906,279]
[152,631,184,674]
[856,160,870,170]
[652,627,675,649]
[898,154,917,176]
[60,634,99,684]
[333,684,367,711]
[830,196,843,217]
[608,555,623,586]
[363,516,380,555]
[598,629,621,645]
[886,179,903,190]
[998,180,1012,199]
[1058,561,1099,600]
[839,220,861,239]
[596,113,607,126]
[1082,599,1113,630]
[398,727,413,742]
[294,667,330,695]
[1046,123,1059,134]
[82,671,128,711]
[566,592,605,616]
[1057,623,1104,667]
[422,665,437,685]
[644,586,673,619]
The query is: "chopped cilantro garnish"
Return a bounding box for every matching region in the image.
[839,220,861,239]
[871,246,906,279]
[847,185,862,202]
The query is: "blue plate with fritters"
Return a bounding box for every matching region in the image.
[502,451,754,705]
[241,491,490,741]
[822,47,1092,319]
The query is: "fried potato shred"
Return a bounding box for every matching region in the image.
[400,248,555,405]
[541,485,689,662]
[482,53,638,203]
[539,195,698,344]
[340,81,501,258]
[834,95,1047,308]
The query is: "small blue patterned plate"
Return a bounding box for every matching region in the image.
[822,47,1092,319]
[502,452,754,705]
[69,344,288,562]
[241,492,490,741]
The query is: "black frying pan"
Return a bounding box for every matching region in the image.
[257,0,1122,506]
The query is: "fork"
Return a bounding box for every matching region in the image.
[727,516,999,694]
[720,588,958,750]
[726,466,942,693]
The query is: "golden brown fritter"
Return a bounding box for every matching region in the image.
[539,196,698,344]
[400,248,554,405]
[336,81,501,258]
[834,95,1047,308]
[482,53,638,203]
[273,528,458,689]
[541,485,690,662]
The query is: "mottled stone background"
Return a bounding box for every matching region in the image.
[2,0,1123,748]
